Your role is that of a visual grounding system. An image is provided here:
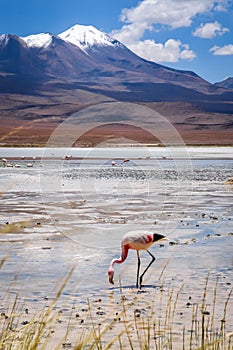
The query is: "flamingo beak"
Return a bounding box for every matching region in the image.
[108,273,114,284]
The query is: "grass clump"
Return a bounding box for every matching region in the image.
[0,220,35,234]
[0,261,74,350]
[0,257,232,350]
[73,277,232,350]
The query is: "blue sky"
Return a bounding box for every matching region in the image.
[1,0,232,83]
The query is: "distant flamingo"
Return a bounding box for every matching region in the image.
[2,158,7,166]
[108,231,166,289]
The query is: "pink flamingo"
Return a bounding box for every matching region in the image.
[108,231,166,289]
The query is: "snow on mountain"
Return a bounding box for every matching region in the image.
[58,24,115,52]
[21,33,53,48]
[0,34,9,43]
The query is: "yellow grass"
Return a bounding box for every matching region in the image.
[0,258,232,350]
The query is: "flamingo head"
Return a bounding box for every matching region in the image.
[108,270,114,284]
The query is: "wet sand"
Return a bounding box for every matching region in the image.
[0,149,232,348]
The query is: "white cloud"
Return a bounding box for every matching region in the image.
[116,0,228,39]
[193,21,229,38]
[111,22,148,46]
[210,44,233,55]
[111,0,228,63]
[213,2,228,11]
[126,39,196,63]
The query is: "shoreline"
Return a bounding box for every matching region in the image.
[1,143,233,147]
[1,156,233,162]
[1,145,233,162]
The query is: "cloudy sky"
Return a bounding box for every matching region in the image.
[1,0,232,83]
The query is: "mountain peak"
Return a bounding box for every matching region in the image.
[214,76,233,89]
[21,33,53,48]
[58,24,115,52]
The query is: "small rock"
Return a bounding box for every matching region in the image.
[134,309,141,318]
[96,311,105,316]
[21,321,29,325]
[224,178,233,185]
[169,241,178,246]
[202,311,210,315]
[93,298,102,303]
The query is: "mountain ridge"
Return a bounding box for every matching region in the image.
[0,24,232,146]
[0,24,227,94]
[215,77,233,90]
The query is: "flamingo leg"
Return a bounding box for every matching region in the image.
[136,250,141,289]
[139,249,155,288]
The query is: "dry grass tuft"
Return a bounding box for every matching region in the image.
[0,260,232,350]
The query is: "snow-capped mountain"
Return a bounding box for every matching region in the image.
[59,24,117,52]
[18,24,120,51]
[0,24,232,103]
[21,33,53,48]
[0,24,232,146]
[57,24,210,92]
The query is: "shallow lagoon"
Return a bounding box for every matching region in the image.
[0,147,232,348]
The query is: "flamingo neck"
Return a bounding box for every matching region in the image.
[108,244,129,274]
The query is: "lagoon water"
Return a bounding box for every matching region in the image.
[0,147,232,302]
[0,146,233,159]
